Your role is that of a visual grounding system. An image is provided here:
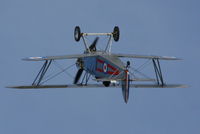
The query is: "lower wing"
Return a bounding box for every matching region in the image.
[7,84,187,89]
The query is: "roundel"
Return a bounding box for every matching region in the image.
[103,63,108,73]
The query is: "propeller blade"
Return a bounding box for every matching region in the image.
[74,69,84,84]
[89,37,99,51]
[121,70,130,103]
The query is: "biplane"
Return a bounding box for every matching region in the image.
[9,26,185,103]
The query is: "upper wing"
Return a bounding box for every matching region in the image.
[22,53,97,61]
[22,53,180,61]
[113,53,181,60]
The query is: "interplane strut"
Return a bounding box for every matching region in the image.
[152,59,164,86]
[32,60,52,86]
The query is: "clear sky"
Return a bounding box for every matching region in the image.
[1,0,200,134]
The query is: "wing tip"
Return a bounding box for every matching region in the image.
[154,56,182,60]
[22,57,45,61]
[163,57,182,60]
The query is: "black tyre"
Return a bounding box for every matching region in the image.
[113,26,120,42]
[103,81,111,87]
[74,26,81,42]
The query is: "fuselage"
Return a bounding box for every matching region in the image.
[79,51,126,80]
[77,51,130,103]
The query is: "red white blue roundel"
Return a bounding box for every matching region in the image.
[103,63,108,73]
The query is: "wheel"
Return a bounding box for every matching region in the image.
[74,26,81,42]
[113,26,120,42]
[103,81,111,87]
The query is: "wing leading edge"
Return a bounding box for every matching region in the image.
[22,53,96,61]
[113,53,181,60]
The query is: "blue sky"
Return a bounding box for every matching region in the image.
[1,0,200,134]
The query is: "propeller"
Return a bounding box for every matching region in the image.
[89,37,99,51]
[74,37,99,84]
[74,68,84,84]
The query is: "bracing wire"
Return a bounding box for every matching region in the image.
[40,63,75,85]
[53,61,74,78]
[136,59,152,71]
[129,59,152,79]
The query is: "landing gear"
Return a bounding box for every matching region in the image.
[113,26,120,42]
[103,81,110,87]
[74,26,82,42]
